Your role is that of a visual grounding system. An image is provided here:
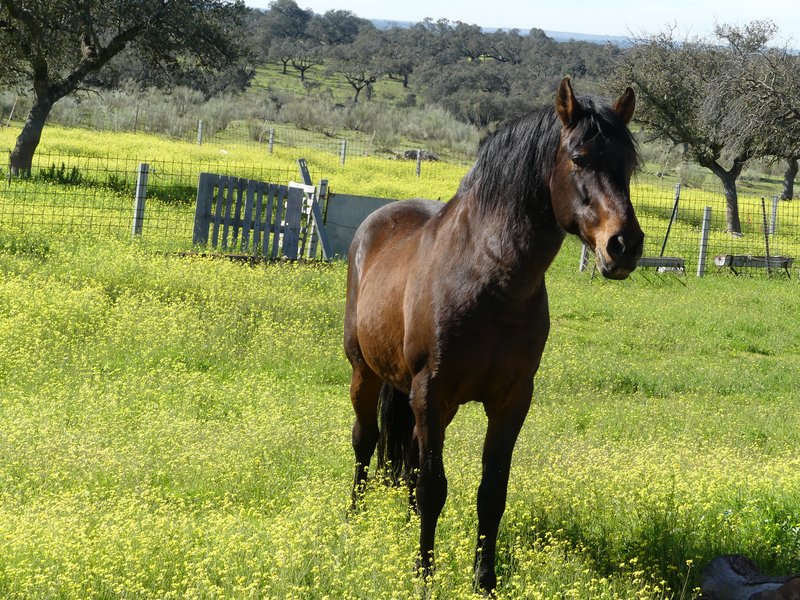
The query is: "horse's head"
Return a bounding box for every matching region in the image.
[549,77,644,279]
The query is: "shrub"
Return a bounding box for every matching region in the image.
[278,98,343,137]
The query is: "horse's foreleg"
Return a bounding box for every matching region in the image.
[349,363,382,511]
[474,384,533,593]
[411,373,447,580]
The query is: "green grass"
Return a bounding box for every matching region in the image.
[1,122,799,597]
[1,224,799,598]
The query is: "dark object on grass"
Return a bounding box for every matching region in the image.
[402,149,439,161]
[701,555,800,599]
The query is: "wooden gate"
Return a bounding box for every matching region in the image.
[193,172,330,260]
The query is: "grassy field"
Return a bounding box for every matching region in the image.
[1,223,800,598]
[1,123,800,598]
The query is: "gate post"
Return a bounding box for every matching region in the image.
[193,172,216,245]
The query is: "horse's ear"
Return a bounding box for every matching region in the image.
[614,87,636,125]
[556,76,582,128]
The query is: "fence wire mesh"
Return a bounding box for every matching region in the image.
[0,152,298,252]
[1,150,798,277]
[631,173,800,277]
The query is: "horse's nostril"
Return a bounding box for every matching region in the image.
[606,231,644,260]
[606,235,625,258]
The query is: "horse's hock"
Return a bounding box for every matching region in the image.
[192,172,331,261]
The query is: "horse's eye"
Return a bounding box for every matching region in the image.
[571,155,588,168]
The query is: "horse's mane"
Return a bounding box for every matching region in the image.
[456,96,639,222]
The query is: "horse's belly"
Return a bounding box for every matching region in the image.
[355,268,414,392]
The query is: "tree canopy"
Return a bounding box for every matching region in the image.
[0,0,250,172]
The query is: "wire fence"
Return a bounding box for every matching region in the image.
[1,150,798,277]
[628,173,800,278]
[1,92,476,165]
[0,152,299,253]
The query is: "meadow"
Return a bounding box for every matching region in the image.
[1,122,800,598]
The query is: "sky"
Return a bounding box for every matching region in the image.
[245,0,800,43]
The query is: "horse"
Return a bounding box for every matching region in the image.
[343,77,643,593]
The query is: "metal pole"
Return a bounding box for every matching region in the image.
[416,149,422,177]
[770,194,779,235]
[761,197,772,276]
[268,128,275,154]
[697,206,711,277]
[132,163,149,237]
[579,243,590,272]
[197,120,203,145]
[340,139,347,166]
[660,182,681,257]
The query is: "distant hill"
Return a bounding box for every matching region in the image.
[370,19,629,46]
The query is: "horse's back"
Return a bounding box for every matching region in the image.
[348,199,443,278]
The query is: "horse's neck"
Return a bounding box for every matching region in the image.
[450,190,566,300]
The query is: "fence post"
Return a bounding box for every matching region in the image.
[268,128,275,154]
[340,139,347,166]
[416,149,422,177]
[579,243,590,272]
[761,198,772,277]
[696,206,712,277]
[197,120,203,145]
[132,163,149,238]
[770,194,779,235]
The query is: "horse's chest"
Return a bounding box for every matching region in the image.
[431,297,550,387]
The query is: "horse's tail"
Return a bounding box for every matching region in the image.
[375,383,416,486]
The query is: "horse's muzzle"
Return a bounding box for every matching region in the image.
[597,229,644,279]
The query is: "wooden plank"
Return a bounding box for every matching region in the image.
[221,177,235,250]
[282,186,303,260]
[242,179,256,253]
[297,158,312,185]
[302,196,314,258]
[193,172,216,245]
[307,179,328,258]
[211,175,227,249]
[309,198,332,261]
[253,182,265,255]
[270,185,285,259]
[231,177,246,251]
[261,183,276,258]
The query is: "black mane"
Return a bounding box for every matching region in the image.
[457,95,639,221]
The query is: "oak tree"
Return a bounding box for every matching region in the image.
[0,0,249,173]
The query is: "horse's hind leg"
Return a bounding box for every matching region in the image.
[349,361,382,511]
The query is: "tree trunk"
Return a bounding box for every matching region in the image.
[720,173,742,234]
[703,157,744,234]
[10,95,54,176]
[781,157,798,200]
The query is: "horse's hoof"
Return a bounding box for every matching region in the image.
[474,569,497,596]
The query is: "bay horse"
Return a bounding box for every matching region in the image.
[344,77,643,593]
